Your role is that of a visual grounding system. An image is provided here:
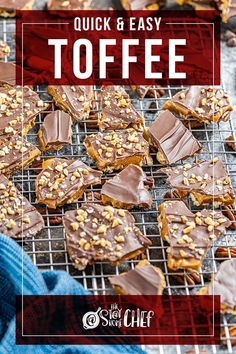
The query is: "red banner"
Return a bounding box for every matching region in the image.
[16,295,220,345]
[15,10,221,86]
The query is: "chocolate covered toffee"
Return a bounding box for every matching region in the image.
[0,174,44,238]
[158,200,231,271]
[0,85,48,138]
[199,259,236,314]
[146,110,202,164]
[63,203,152,270]
[48,85,93,122]
[0,0,34,17]
[160,159,236,207]
[38,110,72,151]
[36,158,102,209]
[163,86,233,124]
[101,164,153,209]
[0,137,41,177]
[109,259,166,295]
[98,86,144,131]
[84,129,151,172]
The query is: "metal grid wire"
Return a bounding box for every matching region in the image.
[1,18,236,354]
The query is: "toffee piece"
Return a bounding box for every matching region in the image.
[158,200,230,271]
[0,0,34,17]
[98,86,144,131]
[109,259,166,295]
[0,137,41,177]
[48,85,94,122]
[177,0,236,23]
[0,85,48,138]
[48,0,91,9]
[226,132,236,151]
[0,174,44,238]
[36,158,102,209]
[163,86,233,124]
[199,259,236,314]
[159,158,236,207]
[38,110,72,151]
[63,203,152,270]
[84,128,151,172]
[101,164,153,209]
[146,110,202,165]
[121,0,165,10]
[0,40,10,58]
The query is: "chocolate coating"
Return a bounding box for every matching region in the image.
[163,86,232,123]
[0,62,16,86]
[36,158,102,208]
[0,174,44,239]
[204,259,236,311]
[0,137,41,177]
[38,110,72,151]
[147,110,202,164]
[101,164,153,209]
[63,203,152,270]
[160,159,236,204]
[48,85,93,122]
[98,86,144,131]
[109,260,166,295]
[0,85,48,138]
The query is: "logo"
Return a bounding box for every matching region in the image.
[82,303,154,330]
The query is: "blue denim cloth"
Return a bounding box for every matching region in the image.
[0,234,145,354]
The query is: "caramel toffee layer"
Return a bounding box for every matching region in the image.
[160,159,236,207]
[158,200,230,271]
[0,0,34,16]
[132,85,165,99]
[48,0,90,9]
[109,259,166,295]
[0,40,10,58]
[199,259,236,313]
[36,158,102,209]
[163,86,233,123]
[98,86,144,131]
[0,137,41,177]
[0,174,44,238]
[147,110,202,165]
[226,132,236,151]
[121,0,165,10]
[101,164,153,209]
[84,128,150,172]
[38,110,72,151]
[63,203,152,270]
[48,85,93,122]
[0,85,48,138]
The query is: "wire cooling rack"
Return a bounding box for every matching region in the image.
[1,17,236,354]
